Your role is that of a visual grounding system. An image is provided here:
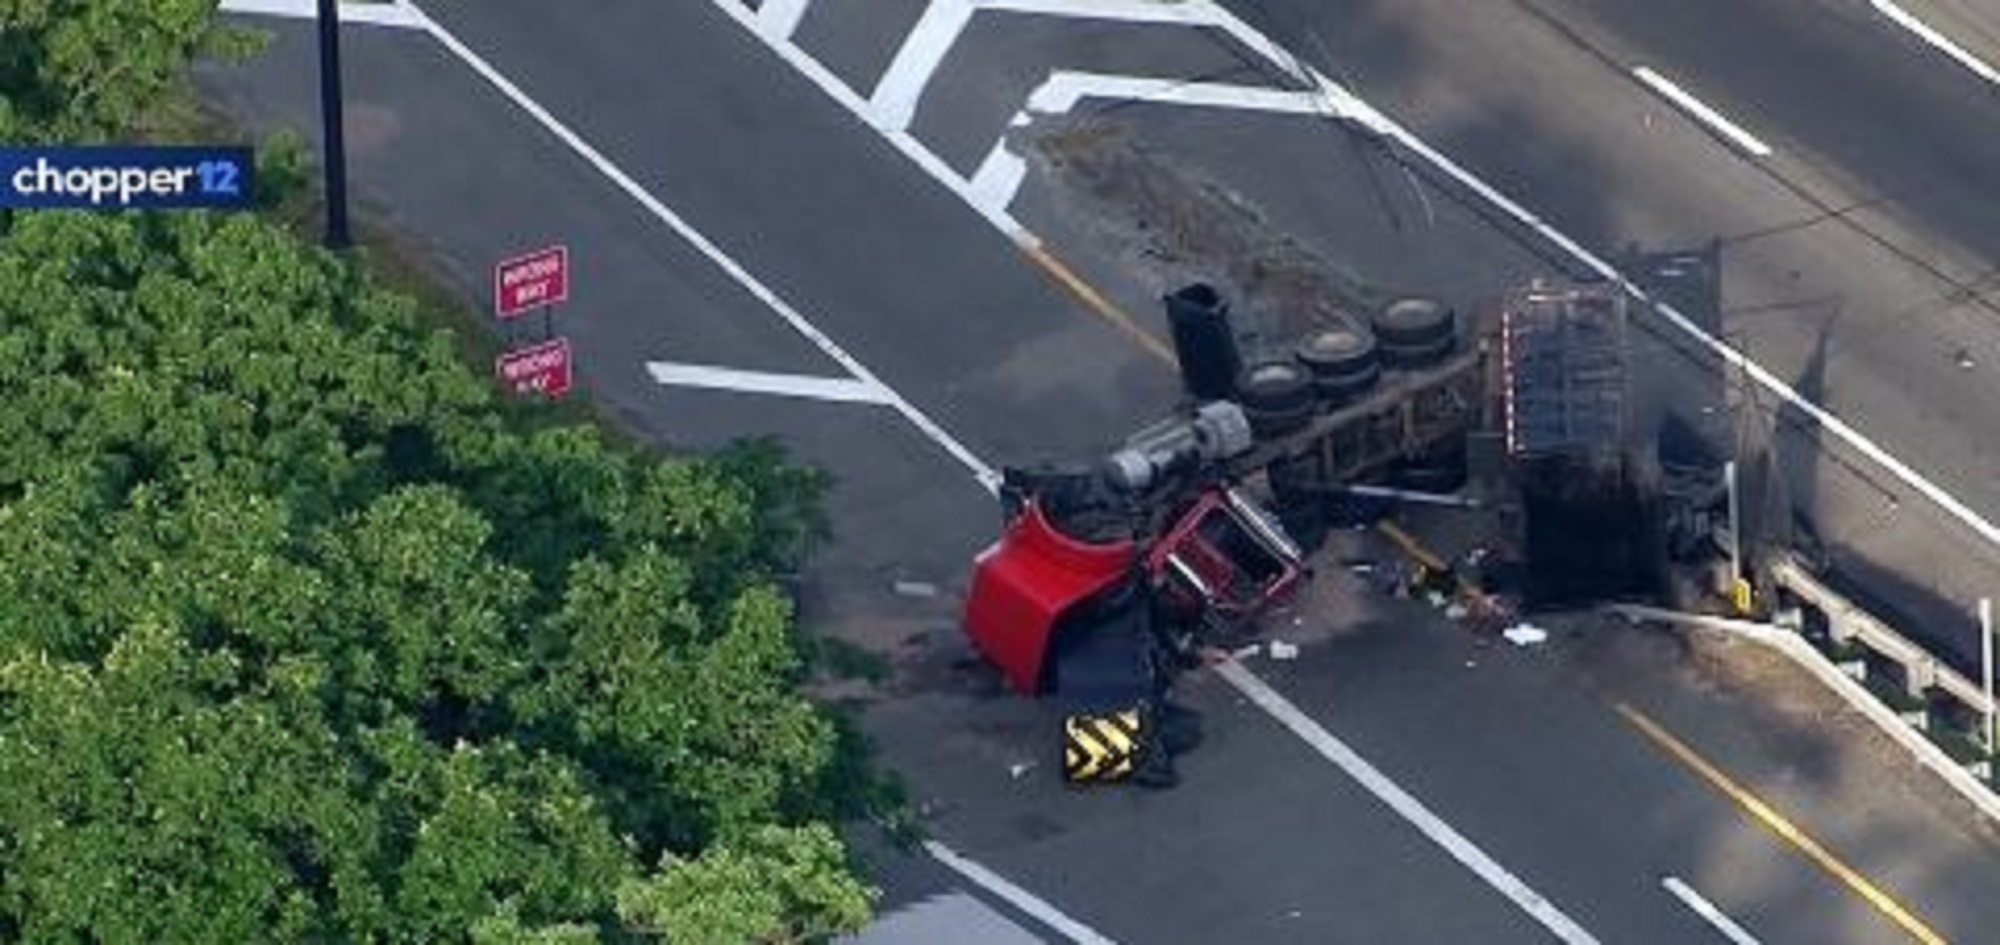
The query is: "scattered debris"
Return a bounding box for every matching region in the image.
[1009,761,1036,780]
[1346,561,1377,575]
[1444,603,1468,621]
[1464,659,1478,669]
[1955,347,1976,370]
[1268,640,1301,661]
[892,580,940,599]
[1502,623,1549,647]
[1232,643,1263,661]
[1425,590,1448,608]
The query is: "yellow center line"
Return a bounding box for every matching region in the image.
[1018,243,1177,366]
[1616,702,1948,945]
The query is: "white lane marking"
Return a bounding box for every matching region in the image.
[707,1,1035,241]
[1661,876,1763,945]
[1867,0,2000,87]
[755,0,812,42]
[217,0,429,29]
[1631,66,1775,157]
[923,841,1121,945]
[646,362,896,405]
[967,136,1031,219]
[1025,71,1330,116]
[870,0,1276,133]
[408,1,1002,492]
[1213,661,1602,943]
[983,0,1218,28]
[967,70,1360,229]
[871,0,976,132]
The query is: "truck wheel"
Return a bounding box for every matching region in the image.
[1372,298,1456,348]
[1236,359,1314,413]
[1296,327,1381,404]
[1236,359,1315,437]
[1296,326,1378,376]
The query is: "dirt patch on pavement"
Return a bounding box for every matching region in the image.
[1030,118,1384,342]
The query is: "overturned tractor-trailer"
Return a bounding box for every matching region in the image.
[961,279,1653,787]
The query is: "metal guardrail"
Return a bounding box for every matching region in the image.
[1768,551,1995,720]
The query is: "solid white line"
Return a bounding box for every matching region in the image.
[1661,876,1763,945]
[409,1,1001,492]
[967,138,1031,219]
[981,0,1217,28]
[1213,661,1602,943]
[645,362,894,405]
[1632,66,1775,157]
[755,0,812,42]
[923,841,1120,945]
[217,0,429,29]
[871,0,976,131]
[1868,0,2000,87]
[1026,71,1331,116]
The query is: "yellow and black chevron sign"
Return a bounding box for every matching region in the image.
[1063,709,1145,784]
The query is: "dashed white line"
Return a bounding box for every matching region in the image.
[1632,66,1775,157]
[923,840,1121,945]
[1661,876,1764,945]
[408,0,1002,492]
[645,362,895,405]
[1214,661,1603,944]
[1867,0,2000,87]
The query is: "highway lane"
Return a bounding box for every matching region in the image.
[206,1,2000,941]
[1221,0,2000,675]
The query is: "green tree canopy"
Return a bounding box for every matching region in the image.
[0,206,870,940]
[0,0,244,142]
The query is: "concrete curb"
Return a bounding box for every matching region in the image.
[1606,604,2000,825]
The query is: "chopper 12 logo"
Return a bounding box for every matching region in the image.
[1,146,256,210]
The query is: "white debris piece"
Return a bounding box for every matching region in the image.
[1502,623,1549,647]
[1268,640,1300,661]
[1008,761,1035,779]
[1232,644,1262,661]
[1444,603,1468,621]
[892,580,939,599]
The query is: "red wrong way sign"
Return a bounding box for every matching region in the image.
[496,337,573,397]
[494,245,569,319]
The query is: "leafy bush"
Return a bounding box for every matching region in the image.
[0,208,873,941]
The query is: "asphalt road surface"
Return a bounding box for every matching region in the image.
[1222,0,2000,674]
[203,1,2000,941]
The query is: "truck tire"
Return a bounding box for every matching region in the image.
[1295,327,1381,405]
[1236,360,1314,437]
[1372,298,1456,348]
[1295,326,1378,376]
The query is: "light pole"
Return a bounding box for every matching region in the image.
[317,0,351,249]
